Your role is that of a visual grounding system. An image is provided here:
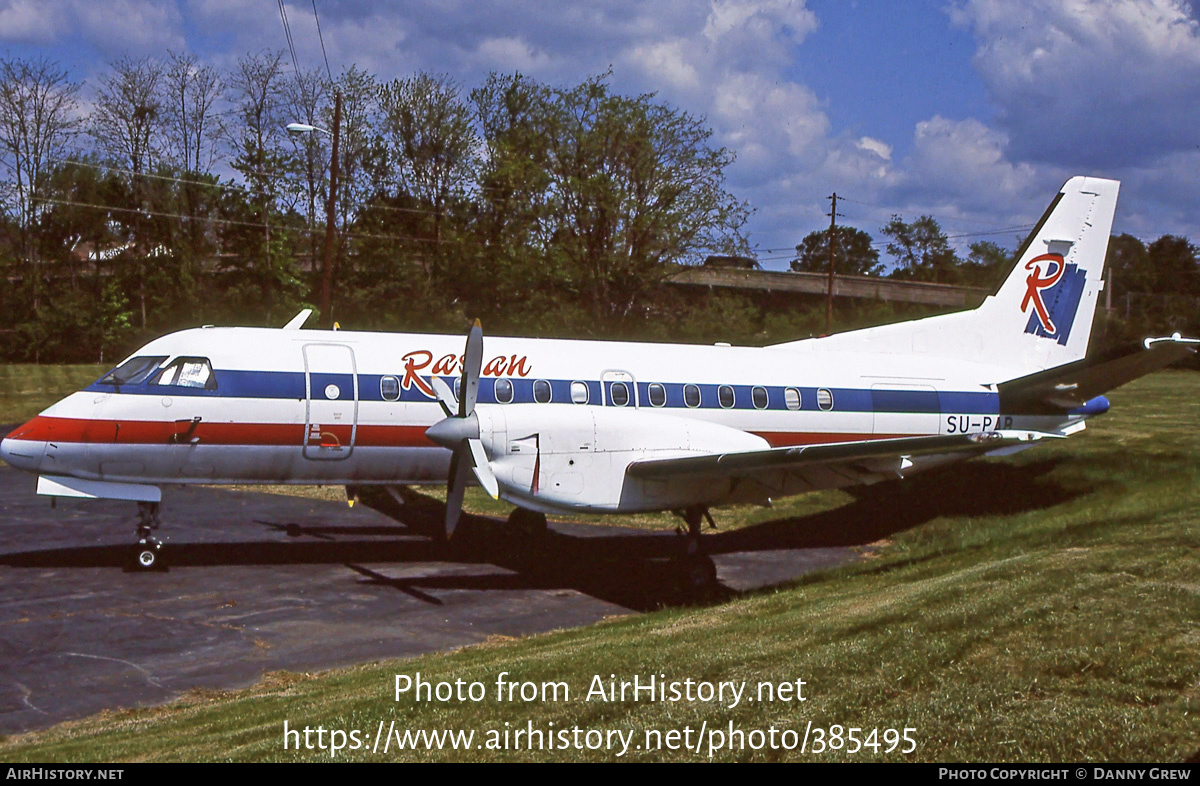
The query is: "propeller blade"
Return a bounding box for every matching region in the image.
[467,438,499,499]
[429,376,456,418]
[460,319,483,417]
[445,444,471,538]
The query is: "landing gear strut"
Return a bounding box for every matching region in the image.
[673,506,717,594]
[133,501,164,571]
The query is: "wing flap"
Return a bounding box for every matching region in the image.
[627,430,1060,481]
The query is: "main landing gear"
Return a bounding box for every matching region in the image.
[673,506,718,595]
[507,506,548,539]
[132,501,165,571]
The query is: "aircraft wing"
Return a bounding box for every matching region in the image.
[998,335,1199,413]
[626,430,1061,483]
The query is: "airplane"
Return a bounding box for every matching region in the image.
[1,175,1196,584]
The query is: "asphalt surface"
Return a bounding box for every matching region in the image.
[0,463,862,735]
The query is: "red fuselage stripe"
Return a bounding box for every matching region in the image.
[10,416,901,450]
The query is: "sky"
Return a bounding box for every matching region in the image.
[1,0,1198,270]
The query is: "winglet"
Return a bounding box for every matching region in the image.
[282,309,313,330]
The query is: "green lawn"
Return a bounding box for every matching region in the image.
[0,364,106,424]
[2,371,1198,761]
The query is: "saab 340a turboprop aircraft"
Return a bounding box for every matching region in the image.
[2,175,1196,575]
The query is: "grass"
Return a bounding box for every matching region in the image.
[1,371,1198,761]
[0,364,106,424]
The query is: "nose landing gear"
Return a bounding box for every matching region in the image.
[132,501,165,571]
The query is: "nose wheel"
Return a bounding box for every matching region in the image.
[132,501,165,571]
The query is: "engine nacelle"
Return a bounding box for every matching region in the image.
[475,404,767,513]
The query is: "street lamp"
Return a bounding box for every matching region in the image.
[285,122,327,135]
[286,92,342,329]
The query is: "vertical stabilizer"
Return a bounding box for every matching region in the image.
[977,175,1119,371]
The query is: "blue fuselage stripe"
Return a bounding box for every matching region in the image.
[87,370,1003,415]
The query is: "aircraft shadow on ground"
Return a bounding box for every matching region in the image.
[0,458,1075,612]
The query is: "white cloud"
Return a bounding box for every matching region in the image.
[712,73,828,169]
[624,39,701,91]
[74,0,185,56]
[0,0,184,52]
[475,36,555,74]
[951,0,1200,167]
[0,0,69,43]
[856,136,892,161]
[903,116,1040,204]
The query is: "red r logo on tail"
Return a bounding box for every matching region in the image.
[1021,253,1066,335]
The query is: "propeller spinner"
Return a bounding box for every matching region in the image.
[424,320,499,537]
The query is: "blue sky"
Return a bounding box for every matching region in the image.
[2,0,1198,270]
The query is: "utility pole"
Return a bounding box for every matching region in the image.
[317,92,342,329]
[826,192,838,335]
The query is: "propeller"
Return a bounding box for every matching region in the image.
[424,319,499,538]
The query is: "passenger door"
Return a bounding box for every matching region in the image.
[303,344,358,460]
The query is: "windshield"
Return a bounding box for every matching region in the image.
[98,356,167,386]
[151,357,217,390]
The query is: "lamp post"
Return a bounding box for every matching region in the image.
[286,91,341,328]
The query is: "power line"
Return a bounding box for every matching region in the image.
[311,0,334,83]
[839,193,1032,228]
[50,157,252,195]
[31,195,484,250]
[277,0,302,76]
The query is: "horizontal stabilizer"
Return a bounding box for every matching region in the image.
[627,430,1062,481]
[998,335,1198,412]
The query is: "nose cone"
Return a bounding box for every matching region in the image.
[1,424,45,473]
[425,413,480,449]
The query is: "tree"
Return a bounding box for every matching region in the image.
[1145,235,1200,295]
[960,240,1012,288]
[91,55,167,327]
[162,51,222,173]
[791,226,881,277]
[544,74,750,327]
[468,72,559,325]
[0,57,80,314]
[378,71,477,283]
[91,56,164,178]
[1105,233,1150,297]
[225,51,297,322]
[284,66,329,264]
[881,214,959,282]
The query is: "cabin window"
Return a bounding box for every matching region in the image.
[684,384,701,408]
[533,379,552,403]
[752,386,769,409]
[718,385,735,409]
[817,388,834,411]
[495,378,514,404]
[648,382,666,407]
[570,380,589,404]
[610,381,630,407]
[785,387,802,411]
[381,375,400,401]
[152,357,217,390]
[98,356,167,387]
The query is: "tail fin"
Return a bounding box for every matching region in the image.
[978,175,1118,370]
[774,176,1120,376]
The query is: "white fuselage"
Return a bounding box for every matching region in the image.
[1,325,1089,514]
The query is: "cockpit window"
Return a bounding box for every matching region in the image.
[151,357,218,390]
[98,356,167,386]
